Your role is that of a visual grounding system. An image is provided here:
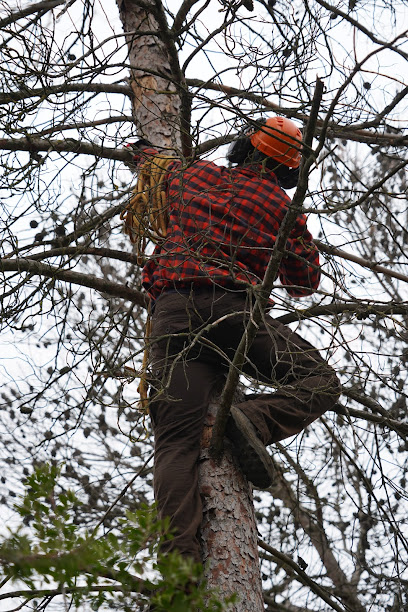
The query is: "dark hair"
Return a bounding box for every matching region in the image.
[226,130,256,165]
[227,131,300,190]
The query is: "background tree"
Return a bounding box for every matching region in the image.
[0,0,407,610]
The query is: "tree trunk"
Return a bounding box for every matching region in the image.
[116,0,182,150]
[200,403,264,610]
[117,1,264,609]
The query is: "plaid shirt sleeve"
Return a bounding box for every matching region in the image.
[279,215,321,297]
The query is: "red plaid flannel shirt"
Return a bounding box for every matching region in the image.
[136,150,320,301]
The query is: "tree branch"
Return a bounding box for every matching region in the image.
[0,585,134,602]
[268,461,366,612]
[0,83,132,105]
[315,0,408,60]
[172,0,203,33]
[38,114,134,137]
[334,402,408,438]
[275,301,408,324]
[187,79,408,148]
[0,258,147,306]
[27,246,140,265]
[262,596,316,612]
[0,0,64,28]
[0,137,131,163]
[316,159,408,214]
[315,240,408,285]
[258,539,347,612]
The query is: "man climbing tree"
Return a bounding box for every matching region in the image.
[1,0,407,610]
[123,116,341,568]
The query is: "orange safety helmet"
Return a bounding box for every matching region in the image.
[250,116,302,168]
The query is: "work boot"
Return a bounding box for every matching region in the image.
[226,405,273,489]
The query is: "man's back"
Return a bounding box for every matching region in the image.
[143,157,320,298]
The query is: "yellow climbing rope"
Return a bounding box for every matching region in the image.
[136,303,152,413]
[120,154,174,265]
[121,154,174,412]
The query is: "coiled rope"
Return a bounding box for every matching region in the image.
[120,154,174,411]
[120,154,174,264]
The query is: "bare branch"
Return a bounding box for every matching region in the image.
[258,539,347,612]
[276,301,408,324]
[0,137,131,163]
[315,240,408,286]
[0,83,132,105]
[187,79,408,148]
[0,0,64,28]
[0,258,147,306]
[269,462,366,612]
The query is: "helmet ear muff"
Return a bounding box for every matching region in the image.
[274,165,300,190]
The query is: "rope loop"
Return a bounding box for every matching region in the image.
[120,155,174,412]
[120,155,174,264]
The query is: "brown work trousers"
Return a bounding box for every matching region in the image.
[148,288,341,563]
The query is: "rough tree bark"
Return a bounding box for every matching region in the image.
[116,0,181,149]
[200,404,264,610]
[116,0,264,608]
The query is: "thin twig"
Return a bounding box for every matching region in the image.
[91,452,154,536]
